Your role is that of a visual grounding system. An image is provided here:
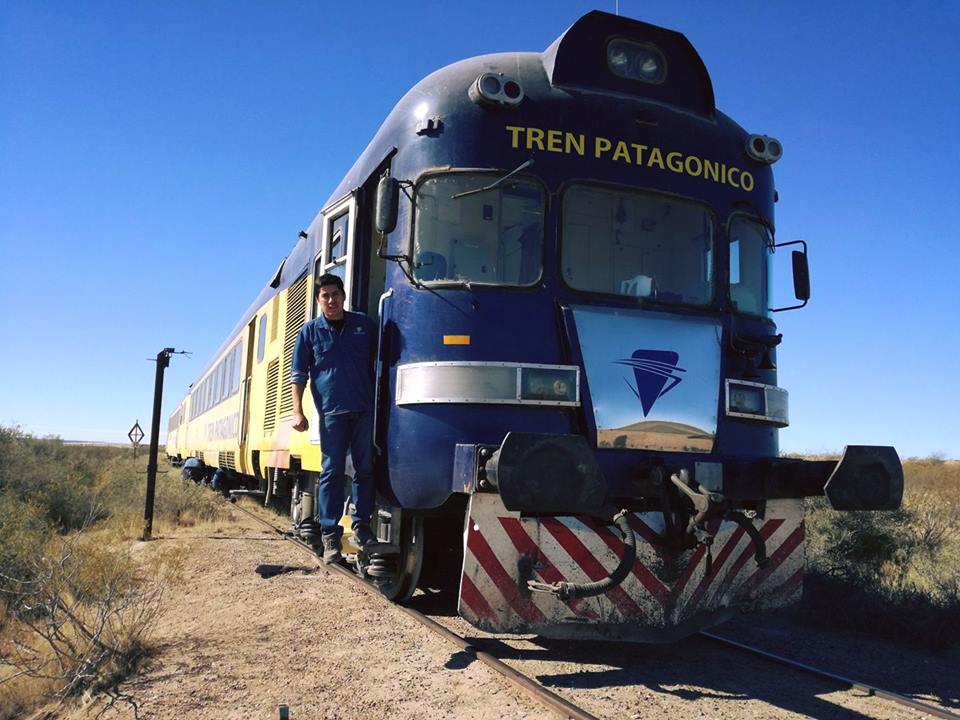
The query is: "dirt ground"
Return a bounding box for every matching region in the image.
[62,506,539,720]
[59,502,959,720]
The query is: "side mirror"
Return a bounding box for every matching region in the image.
[772,240,809,312]
[792,249,810,302]
[375,176,400,234]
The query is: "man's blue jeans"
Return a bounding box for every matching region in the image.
[316,410,375,536]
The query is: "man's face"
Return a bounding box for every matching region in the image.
[317,284,345,320]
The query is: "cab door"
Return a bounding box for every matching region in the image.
[309,194,358,445]
[318,194,357,309]
[238,316,257,472]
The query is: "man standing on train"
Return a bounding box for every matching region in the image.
[290,273,377,564]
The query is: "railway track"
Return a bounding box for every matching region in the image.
[699,632,957,720]
[231,500,956,720]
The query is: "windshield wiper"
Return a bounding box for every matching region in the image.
[450,159,534,200]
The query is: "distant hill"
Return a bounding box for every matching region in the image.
[598,420,712,453]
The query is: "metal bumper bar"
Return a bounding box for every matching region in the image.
[718,445,903,510]
[479,435,903,513]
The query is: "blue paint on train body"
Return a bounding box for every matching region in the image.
[313,12,785,510]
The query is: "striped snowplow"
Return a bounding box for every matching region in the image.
[460,492,804,642]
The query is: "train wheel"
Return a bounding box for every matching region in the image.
[374,514,424,603]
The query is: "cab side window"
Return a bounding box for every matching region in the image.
[257,314,267,362]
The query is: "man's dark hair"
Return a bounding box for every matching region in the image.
[316,273,345,294]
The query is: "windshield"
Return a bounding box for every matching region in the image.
[413,173,544,285]
[562,184,714,306]
[728,216,773,316]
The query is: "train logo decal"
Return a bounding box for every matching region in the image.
[614,350,686,416]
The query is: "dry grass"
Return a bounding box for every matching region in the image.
[801,456,960,650]
[0,428,230,719]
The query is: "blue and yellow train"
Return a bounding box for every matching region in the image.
[168,11,903,641]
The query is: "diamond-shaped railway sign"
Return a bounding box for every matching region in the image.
[128,421,145,446]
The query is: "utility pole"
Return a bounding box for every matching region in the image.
[143,347,176,541]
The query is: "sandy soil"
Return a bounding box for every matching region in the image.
[63,502,959,720]
[64,505,540,720]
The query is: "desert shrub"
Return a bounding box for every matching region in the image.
[0,530,176,714]
[0,428,214,717]
[806,501,916,576]
[155,472,225,526]
[800,457,960,649]
[95,452,227,533]
[0,493,50,607]
[0,428,228,540]
[0,428,107,531]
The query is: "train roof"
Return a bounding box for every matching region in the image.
[316,11,718,214]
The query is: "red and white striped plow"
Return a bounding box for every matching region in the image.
[458,493,805,641]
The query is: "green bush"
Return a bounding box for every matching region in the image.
[0,428,113,530]
[0,492,50,604]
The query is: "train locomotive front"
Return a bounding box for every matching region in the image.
[171,11,904,642]
[361,12,902,641]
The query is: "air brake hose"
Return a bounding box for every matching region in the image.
[528,510,636,601]
[724,511,768,567]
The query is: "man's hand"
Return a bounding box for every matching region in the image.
[291,411,309,432]
[291,383,308,432]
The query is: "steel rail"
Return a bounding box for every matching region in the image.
[231,501,600,720]
[700,631,959,720]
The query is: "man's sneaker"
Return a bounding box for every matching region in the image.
[352,523,376,548]
[321,532,342,565]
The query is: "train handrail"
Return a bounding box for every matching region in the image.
[373,288,394,455]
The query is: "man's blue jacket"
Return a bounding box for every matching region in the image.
[291,311,377,416]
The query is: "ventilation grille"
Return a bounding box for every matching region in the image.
[218,451,236,471]
[279,275,309,417]
[264,358,280,433]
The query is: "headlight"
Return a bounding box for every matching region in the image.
[745,134,784,164]
[470,72,525,107]
[725,380,788,427]
[519,367,578,402]
[607,39,666,84]
[729,384,764,414]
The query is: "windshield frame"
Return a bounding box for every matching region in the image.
[726,211,775,318]
[409,169,548,289]
[558,180,719,310]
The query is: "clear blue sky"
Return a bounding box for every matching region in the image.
[2,1,957,459]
